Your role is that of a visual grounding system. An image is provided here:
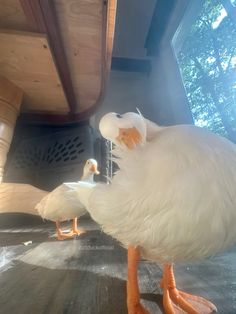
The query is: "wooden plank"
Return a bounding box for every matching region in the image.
[19,0,77,113]
[0,219,236,313]
[0,183,48,215]
[18,0,117,123]
[39,0,77,113]
[53,0,103,113]
[19,0,117,117]
[0,30,69,113]
[19,0,46,33]
[105,0,117,75]
[0,0,29,31]
[0,77,23,112]
[0,78,23,182]
[53,0,117,114]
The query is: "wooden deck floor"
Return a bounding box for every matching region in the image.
[0,215,236,314]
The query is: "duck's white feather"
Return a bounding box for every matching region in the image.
[36,158,98,222]
[65,181,96,210]
[87,124,236,263]
[36,183,86,221]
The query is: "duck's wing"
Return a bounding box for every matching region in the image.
[64,181,96,209]
[35,184,69,217]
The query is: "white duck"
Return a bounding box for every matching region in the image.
[76,112,236,314]
[36,158,99,240]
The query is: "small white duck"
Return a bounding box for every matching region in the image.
[36,158,99,240]
[76,112,236,314]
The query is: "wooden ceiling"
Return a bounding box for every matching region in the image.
[0,0,28,31]
[0,0,117,122]
[0,30,68,113]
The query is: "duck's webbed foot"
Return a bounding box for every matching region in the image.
[56,221,75,241]
[57,230,75,241]
[72,218,86,236]
[161,264,217,314]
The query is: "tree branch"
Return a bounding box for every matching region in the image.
[198,18,211,28]
[211,35,224,76]
[189,56,236,141]
[226,47,236,70]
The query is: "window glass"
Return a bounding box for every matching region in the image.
[174,0,236,141]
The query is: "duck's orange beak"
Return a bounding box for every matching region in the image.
[90,164,100,175]
[116,127,142,150]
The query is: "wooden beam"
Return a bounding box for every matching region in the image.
[0,0,29,31]
[19,0,77,113]
[0,77,23,182]
[111,57,151,74]
[145,0,176,56]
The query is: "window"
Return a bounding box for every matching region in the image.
[173,0,236,141]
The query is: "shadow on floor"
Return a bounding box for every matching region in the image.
[0,260,128,314]
[141,293,164,313]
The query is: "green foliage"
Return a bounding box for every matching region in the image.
[177,0,236,141]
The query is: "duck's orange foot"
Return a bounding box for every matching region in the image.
[72,228,86,236]
[180,290,216,313]
[128,302,149,314]
[164,287,217,314]
[161,264,217,314]
[57,231,75,241]
[71,218,85,236]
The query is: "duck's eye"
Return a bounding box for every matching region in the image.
[116,114,122,118]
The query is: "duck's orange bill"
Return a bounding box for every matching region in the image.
[116,127,142,150]
[90,164,100,174]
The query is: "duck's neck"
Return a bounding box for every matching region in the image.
[144,118,162,141]
[81,172,94,183]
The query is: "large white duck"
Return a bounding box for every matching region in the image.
[36,158,99,240]
[76,112,236,314]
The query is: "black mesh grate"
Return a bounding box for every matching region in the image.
[11,146,43,170]
[4,125,96,190]
[42,135,85,166]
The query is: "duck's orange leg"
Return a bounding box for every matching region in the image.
[55,221,74,240]
[72,218,86,235]
[161,263,217,314]
[127,246,149,314]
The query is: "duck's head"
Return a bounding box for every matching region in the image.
[83,159,100,179]
[99,112,146,149]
